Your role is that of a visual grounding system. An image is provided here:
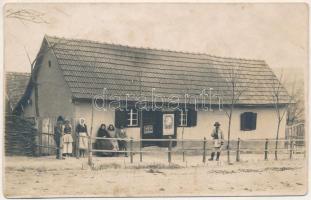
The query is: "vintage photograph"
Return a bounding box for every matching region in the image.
[3,2,308,198]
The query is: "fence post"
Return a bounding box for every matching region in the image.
[76,134,80,159]
[182,139,185,162]
[47,119,50,155]
[289,138,293,160]
[304,138,306,159]
[168,138,172,164]
[203,137,207,163]
[293,138,296,159]
[140,140,143,162]
[88,136,93,167]
[38,118,42,156]
[264,138,269,161]
[130,137,133,164]
[236,138,240,162]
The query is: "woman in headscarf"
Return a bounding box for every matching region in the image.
[76,118,88,158]
[95,124,113,156]
[62,119,74,158]
[107,124,119,156]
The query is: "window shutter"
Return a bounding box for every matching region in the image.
[241,112,257,131]
[175,110,181,127]
[115,110,127,128]
[246,112,253,130]
[240,113,246,130]
[187,109,197,127]
[251,112,257,130]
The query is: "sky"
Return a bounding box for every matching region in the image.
[4,3,309,76]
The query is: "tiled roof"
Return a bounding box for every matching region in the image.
[6,72,30,110]
[45,35,290,105]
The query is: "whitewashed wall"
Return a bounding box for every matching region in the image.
[73,104,286,142]
[177,107,287,141]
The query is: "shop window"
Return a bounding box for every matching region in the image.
[240,112,257,131]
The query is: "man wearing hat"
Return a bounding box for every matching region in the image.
[209,122,224,161]
[54,116,64,159]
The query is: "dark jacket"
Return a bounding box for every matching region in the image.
[54,125,62,144]
[76,124,88,135]
[97,128,110,138]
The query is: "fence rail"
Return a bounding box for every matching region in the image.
[86,137,306,166]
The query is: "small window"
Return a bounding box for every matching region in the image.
[240,112,257,131]
[127,109,139,127]
[48,60,51,68]
[179,110,188,127]
[176,109,197,127]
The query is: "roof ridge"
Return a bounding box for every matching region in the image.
[44,35,265,63]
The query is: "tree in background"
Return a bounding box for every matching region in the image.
[286,78,304,125]
[271,71,293,160]
[221,66,247,164]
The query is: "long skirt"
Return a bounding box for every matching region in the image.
[95,138,114,156]
[63,142,73,154]
[79,132,88,150]
[63,134,73,154]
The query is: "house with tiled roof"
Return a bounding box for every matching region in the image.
[5,72,30,114]
[16,35,291,144]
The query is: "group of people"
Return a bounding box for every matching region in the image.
[53,116,89,159]
[53,116,128,159]
[95,124,128,157]
[53,115,223,161]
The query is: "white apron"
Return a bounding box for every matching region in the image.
[62,134,73,154]
[79,132,88,150]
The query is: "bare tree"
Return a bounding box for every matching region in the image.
[286,78,304,125]
[16,36,71,117]
[222,66,247,163]
[6,8,49,117]
[26,38,68,117]
[271,71,293,160]
[6,9,49,24]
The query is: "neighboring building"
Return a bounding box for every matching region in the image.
[5,72,38,156]
[15,35,291,146]
[5,72,30,115]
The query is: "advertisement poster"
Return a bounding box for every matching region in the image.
[163,114,174,136]
[144,125,153,134]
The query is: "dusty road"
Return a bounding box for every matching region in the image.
[3,155,307,197]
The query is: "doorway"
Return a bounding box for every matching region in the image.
[141,110,177,147]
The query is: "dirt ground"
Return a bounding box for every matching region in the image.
[3,154,308,198]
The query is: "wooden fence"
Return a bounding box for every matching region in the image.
[286,123,305,146]
[5,115,37,156]
[87,137,306,166]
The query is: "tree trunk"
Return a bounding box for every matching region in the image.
[274,120,281,160]
[227,111,232,163]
